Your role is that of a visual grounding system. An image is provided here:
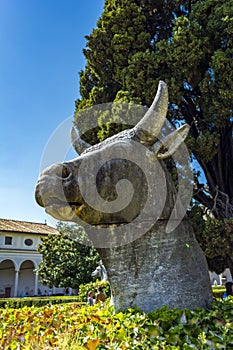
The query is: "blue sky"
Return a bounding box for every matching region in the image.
[0,0,104,226]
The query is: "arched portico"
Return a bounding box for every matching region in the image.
[18,260,37,297]
[0,258,40,297]
[0,259,16,297]
[0,218,62,297]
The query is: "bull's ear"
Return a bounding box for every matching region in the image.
[154,124,190,159]
[71,126,91,154]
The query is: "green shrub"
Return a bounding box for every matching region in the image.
[0,284,226,309]
[78,279,110,302]
[212,286,225,299]
[213,291,224,299]
[0,296,82,309]
[0,298,233,349]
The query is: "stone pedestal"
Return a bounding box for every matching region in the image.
[97,220,213,312]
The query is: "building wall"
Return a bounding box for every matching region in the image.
[0,231,66,297]
[0,232,41,251]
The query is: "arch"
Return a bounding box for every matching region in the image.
[18,260,36,297]
[19,259,36,270]
[0,259,15,297]
[0,258,17,270]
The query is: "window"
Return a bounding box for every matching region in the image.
[24,238,33,246]
[5,236,12,245]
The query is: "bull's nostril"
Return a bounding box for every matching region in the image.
[54,164,71,179]
[61,165,70,179]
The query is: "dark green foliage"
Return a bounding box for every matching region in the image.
[74,0,233,276]
[37,223,100,289]
[75,0,233,220]
[74,0,190,140]
[190,206,233,277]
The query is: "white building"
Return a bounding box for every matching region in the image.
[0,218,65,297]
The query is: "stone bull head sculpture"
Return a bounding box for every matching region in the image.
[35,81,212,312]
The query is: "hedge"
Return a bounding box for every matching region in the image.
[0,284,226,309]
[0,296,82,309]
[78,279,111,302]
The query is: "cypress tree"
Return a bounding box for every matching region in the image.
[75,0,233,219]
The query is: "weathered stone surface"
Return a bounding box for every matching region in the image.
[35,81,213,312]
[97,220,212,312]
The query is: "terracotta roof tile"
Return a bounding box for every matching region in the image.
[0,219,58,235]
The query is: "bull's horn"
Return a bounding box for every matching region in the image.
[71,126,91,154]
[134,80,168,144]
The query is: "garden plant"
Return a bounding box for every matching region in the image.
[1,297,233,349]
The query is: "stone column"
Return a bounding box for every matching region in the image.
[34,273,38,296]
[14,270,19,297]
